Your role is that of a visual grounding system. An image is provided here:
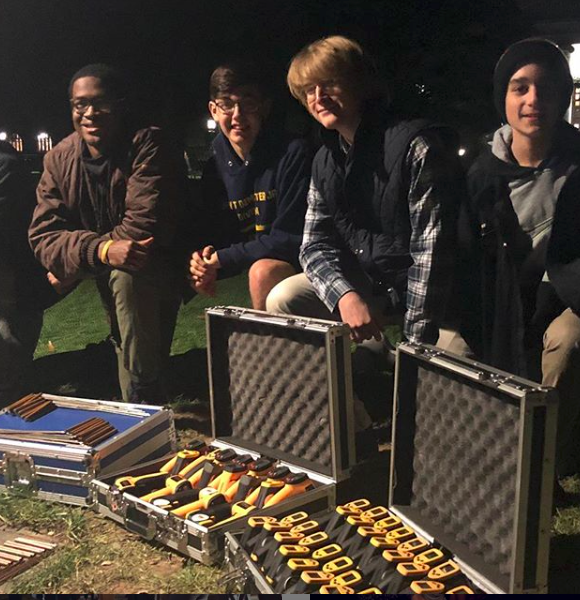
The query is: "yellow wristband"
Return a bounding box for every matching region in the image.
[100,240,114,264]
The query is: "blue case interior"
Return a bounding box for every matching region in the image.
[0,405,158,448]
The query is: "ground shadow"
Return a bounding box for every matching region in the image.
[549,533,580,593]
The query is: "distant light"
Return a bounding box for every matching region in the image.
[458,147,467,157]
[207,119,217,132]
[0,132,6,141]
[10,133,23,152]
[570,44,580,80]
[37,132,53,152]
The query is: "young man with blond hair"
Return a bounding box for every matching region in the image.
[265,37,462,453]
[267,36,461,348]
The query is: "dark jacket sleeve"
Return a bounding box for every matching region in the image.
[0,144,58,310]
[0,143,38,263]
[199,157,241,251]
[0,149,20,304]
[547,170,580,314]
[111,128,181,246]
[217,140,311,274]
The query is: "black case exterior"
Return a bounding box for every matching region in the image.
[390,343,558,594]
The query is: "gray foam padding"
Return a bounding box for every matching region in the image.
[411,363,519,576]
[214,320,334,472]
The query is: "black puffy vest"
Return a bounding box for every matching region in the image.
[311,111,437,295]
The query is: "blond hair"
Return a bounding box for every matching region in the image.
[287,35,382,106]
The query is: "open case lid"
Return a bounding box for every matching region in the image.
[390,343,558,594]
[206,306,356,481]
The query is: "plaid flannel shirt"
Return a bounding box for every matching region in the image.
[299,135,454,344]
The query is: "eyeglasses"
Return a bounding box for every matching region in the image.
[304,80,342,101]
[214,97,261,115]
[70,97,123,115]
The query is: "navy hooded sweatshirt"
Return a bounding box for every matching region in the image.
[200,130,311,276]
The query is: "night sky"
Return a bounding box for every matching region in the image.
[0,0,533,152]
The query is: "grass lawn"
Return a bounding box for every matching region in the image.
[35,274,252,359]
[3,274,580,592]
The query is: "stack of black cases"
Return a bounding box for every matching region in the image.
[224,342,558,594]
[92,307,357,564]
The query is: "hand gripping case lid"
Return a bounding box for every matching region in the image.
[205,307,356,481]
[390,343,558,594]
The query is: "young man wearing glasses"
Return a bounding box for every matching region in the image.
[264,37,462,454]
[29,63,185,404]
[267,36,461,348]
[189,62,311,310]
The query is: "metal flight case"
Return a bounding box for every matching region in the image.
[0,394,176,506]
[224,342,558,594]
[92,306,357,565]
[389,343,557,594]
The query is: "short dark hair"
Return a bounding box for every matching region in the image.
[68,63,126,99]
[209,61,271,100]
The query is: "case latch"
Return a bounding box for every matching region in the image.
[124,502,160,540]
[166,512,188,541]
[107,487,126,516]
[4,452,37,491]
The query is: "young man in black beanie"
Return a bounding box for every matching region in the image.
[460,39,580,499]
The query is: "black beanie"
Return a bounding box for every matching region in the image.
[493,38,573,122]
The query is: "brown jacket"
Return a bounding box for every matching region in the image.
[29,127,184,281]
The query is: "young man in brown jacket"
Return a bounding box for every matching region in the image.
[29,64,185,403]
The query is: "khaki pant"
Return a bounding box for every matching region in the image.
[542,308,580,470]
[438,309,580,473]
[97,255,181,403]
[266,272,400,326]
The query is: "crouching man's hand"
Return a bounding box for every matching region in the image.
[100,237,154,272]
[189,245,220,296]
[47,271,78,295]
[338,291,382,343]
